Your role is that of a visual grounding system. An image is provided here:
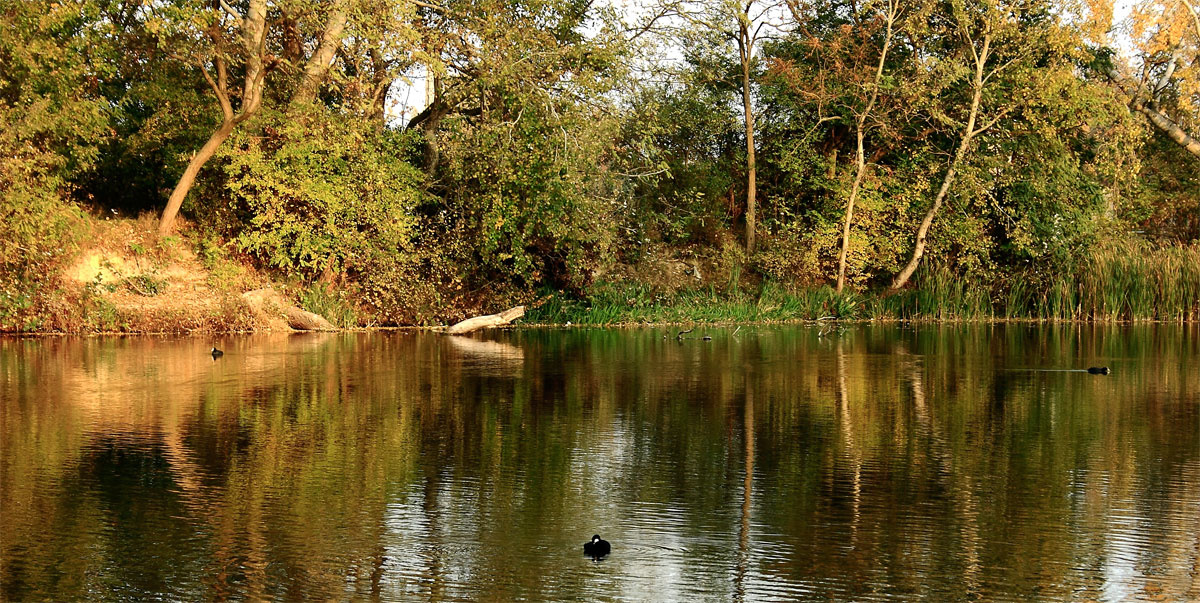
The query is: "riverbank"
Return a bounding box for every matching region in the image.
[527,248,1200,324]
[5,215,1198,335]
[1,215,326,334]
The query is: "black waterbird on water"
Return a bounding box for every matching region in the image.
[1087,366,1109,375]
[584,534,610,558]
[211,346,224,358]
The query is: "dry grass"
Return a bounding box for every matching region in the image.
[33,215,269,333]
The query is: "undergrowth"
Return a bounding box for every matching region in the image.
[528,244,1200,325]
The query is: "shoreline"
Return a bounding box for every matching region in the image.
[6,316,1199,338]
[6,218,1196,335]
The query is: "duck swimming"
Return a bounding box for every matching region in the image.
[1087,366,1109,375]
[583,534,610,558]
[211,347,224,358]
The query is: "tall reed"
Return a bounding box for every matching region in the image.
[1071,244,1199,321]
[526,244,1199,325]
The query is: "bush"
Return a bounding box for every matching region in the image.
[217,108,426,281]
[0,2,108,331]
[437,100,622,294]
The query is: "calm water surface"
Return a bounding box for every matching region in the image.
[2,325,1198,601]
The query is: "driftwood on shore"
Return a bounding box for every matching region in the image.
[446,306,525,335]
[241,288,336,331]
[284,306,336,331]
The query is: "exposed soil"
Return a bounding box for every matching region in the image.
[52,216,285,334]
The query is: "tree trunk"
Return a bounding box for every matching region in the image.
[1131,98,1200,158]
[158,0,269,236]
[836,7,894,293]
[891,34,990,290]
[1103,67,1200,159]
[408,72,453,172]
[446,306,525,334]
[889,153,962,289]
[285,306,336,331]
[837,129,866,293]
[157,120,236,236]
[368,48,393,126]
[423,118,441,173]
[240,288,336,331]
[740,29,758,255]
[291,0,349,106]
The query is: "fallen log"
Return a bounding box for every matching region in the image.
[284,306,336,331]
[241,288,336,331]
[446,306,525,335]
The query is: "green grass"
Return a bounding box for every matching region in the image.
[300,283,359,328]
[526,244,1200,325]
[1076,244,1200,321]
[527,282,863,325]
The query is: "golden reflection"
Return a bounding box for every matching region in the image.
[1,325,1198,601]
[835,339,862,543]
[734,363,755,601]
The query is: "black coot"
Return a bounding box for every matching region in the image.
[211,347,224,358]
[583,534,610,558]
[1087,366,1109,375]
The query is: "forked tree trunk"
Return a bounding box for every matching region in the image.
[158,0,350,237]
[158,121,235,236]
[836,4,895,293]
[891,34,990,290]
[158,0,269,236]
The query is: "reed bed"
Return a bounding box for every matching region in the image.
[526,245,1200,325]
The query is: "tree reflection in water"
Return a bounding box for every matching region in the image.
[1,325,1198,600]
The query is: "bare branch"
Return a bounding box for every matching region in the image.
[1181,0,1200,37]
[624,4,678,42]
[198,57,234,120]
[1152,43,1183,99]
[219,0,241,19]
[981,54,1019,86]
[802,115,840,142]
[411,0,453,13]
[971,105,1013,137]
[751,19,771,44]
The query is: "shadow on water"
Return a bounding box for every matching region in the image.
[1,324,1198,601]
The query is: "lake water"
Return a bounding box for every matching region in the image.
[2,325,1198,601]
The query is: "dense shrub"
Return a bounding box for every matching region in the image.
[217,108,426,281]
[437,103,622,294]
[0,1,109,330]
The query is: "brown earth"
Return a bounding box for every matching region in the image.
[52,215,307,334]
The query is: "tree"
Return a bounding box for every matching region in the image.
[153,0,360,236]
[151,0,269,236]
[401,0,627,291]
[779,0,905,291]
[677,0,784,254]
[735,0,767,253]
[1,0,111,327]
[1094,0,1200,158]
[891,0,1053,290]
[839,0,900,292]
[332,0,422,124]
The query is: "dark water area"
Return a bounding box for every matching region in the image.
[2,325,1198,601]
